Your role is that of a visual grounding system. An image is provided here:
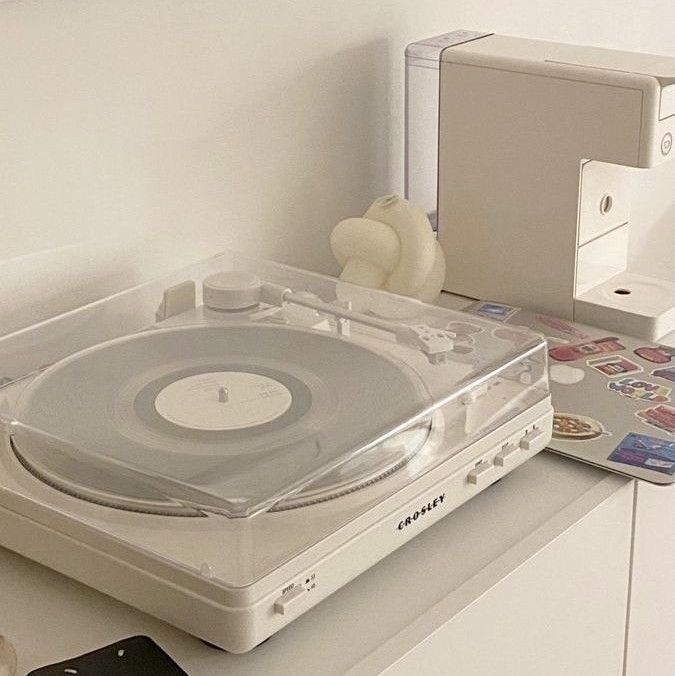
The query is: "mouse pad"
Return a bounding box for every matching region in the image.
[28,635,188,676]
[468,301,675,484]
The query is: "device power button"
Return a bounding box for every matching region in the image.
[274,585,306,615]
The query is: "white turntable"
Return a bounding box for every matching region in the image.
[0,251,552,653]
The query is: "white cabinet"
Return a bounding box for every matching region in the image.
[625,482,675,676]
[364,482,633,675]
[2,453,638,675]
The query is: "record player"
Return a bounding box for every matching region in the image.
[0,251,552,653]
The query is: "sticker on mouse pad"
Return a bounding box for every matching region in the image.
[636,405,675,435]
[473,302,519,322]
[549,337,624,362]
[549,364,585,385]
[634,346,675,364]
[607,378,671,403]
[652,366,675,383]
[535,314,589,340]
[587,355,642,377]
[608,433,675,475]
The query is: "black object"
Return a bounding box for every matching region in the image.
[28,635,188,675]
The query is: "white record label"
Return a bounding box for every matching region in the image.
[154,371,293,431]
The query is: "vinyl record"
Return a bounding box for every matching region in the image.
[12,323,432,516]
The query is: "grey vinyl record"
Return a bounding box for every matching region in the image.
[11,324,431,516]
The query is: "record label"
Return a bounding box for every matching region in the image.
[154,371,293,431]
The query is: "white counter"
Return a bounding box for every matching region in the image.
[1,452,635,675]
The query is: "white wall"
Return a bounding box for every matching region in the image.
[1,0,674,329]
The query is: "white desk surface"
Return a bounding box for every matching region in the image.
[0,452,628,675]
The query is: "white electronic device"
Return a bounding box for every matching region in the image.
[0,252,552,653]
[406,31,675,341]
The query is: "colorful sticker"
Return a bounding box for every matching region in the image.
[473,302,519,322]
[607,378,671,403]
[586,355,642,377]
[549,337,625,362]
[636,405,675,435]
[549,364,586,385]
[652,366,675,383]
[535,314,589,340]
[608,433,675,475]
[634,346,675,364]
[553,412,608,441]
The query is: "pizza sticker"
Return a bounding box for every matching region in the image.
[553,412,608,441]
[607,378,671,403]
[587,355,642,377]
[636,405,675,435]
[608,433,675,475]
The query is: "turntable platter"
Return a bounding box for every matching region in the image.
[11,323,432,516]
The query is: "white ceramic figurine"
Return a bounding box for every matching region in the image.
[331,195,446,304]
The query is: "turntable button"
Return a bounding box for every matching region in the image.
[273,585,306,615]
[494,443,519,468]
[520,427,545,450]
[467,461,494,487]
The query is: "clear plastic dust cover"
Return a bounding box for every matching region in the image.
[0,251,549,583]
